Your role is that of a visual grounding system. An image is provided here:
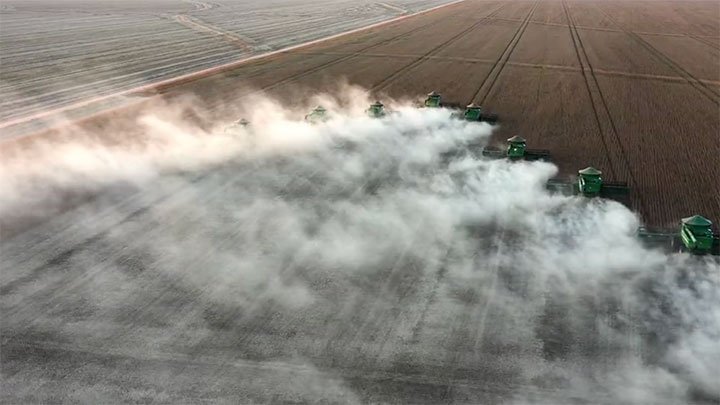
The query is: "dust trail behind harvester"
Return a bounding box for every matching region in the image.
[1,86,718,404]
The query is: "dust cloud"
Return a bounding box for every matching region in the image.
[1,86,718,403]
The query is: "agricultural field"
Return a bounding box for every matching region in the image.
[3,0,718,224]
[0,0,457,124]
[2,0,720,403]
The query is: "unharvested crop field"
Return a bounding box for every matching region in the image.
[2,0,720,403]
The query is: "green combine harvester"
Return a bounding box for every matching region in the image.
[366,101,387,118]
[480,136,551,161]
[638,215,720,256]
[225,118,250,133]
[423,91,498,124]
[546,167,630,204]
[305,105,329,123]
[423,90,464,109]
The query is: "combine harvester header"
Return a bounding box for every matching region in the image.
[639,215,720,256]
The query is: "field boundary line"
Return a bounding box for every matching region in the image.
[472,1,540,105]
[593,4,720,106]
[0,0,468,135]
[370,2,510,92]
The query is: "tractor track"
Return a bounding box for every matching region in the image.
[593,4,720,106]
[369,2,510,92]
[472,1,540,105]
[686,34,720,51]
[563,0,632,186]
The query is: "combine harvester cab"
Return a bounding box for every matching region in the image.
[546,167,630,205]
[305,105,330,124]
[638,215,720,256]
[366,101,387,118]
[224,118,250,134]
[423,91,463,109]
[461,104,498,125]
[480,136,551,162]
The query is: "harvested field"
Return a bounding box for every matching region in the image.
[2,1,720,403]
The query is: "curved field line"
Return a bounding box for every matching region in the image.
[369,2,510,92]
[593,4,720,106]
[476,1,540,106]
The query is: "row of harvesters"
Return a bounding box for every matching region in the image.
[225,92,719,256]
[303,91,500,123]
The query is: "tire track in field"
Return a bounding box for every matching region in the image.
[471,1,540,105]
[566,1,635,182]
[592,4,720,106]
[686,34,720,51]
[369,2,510,92]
